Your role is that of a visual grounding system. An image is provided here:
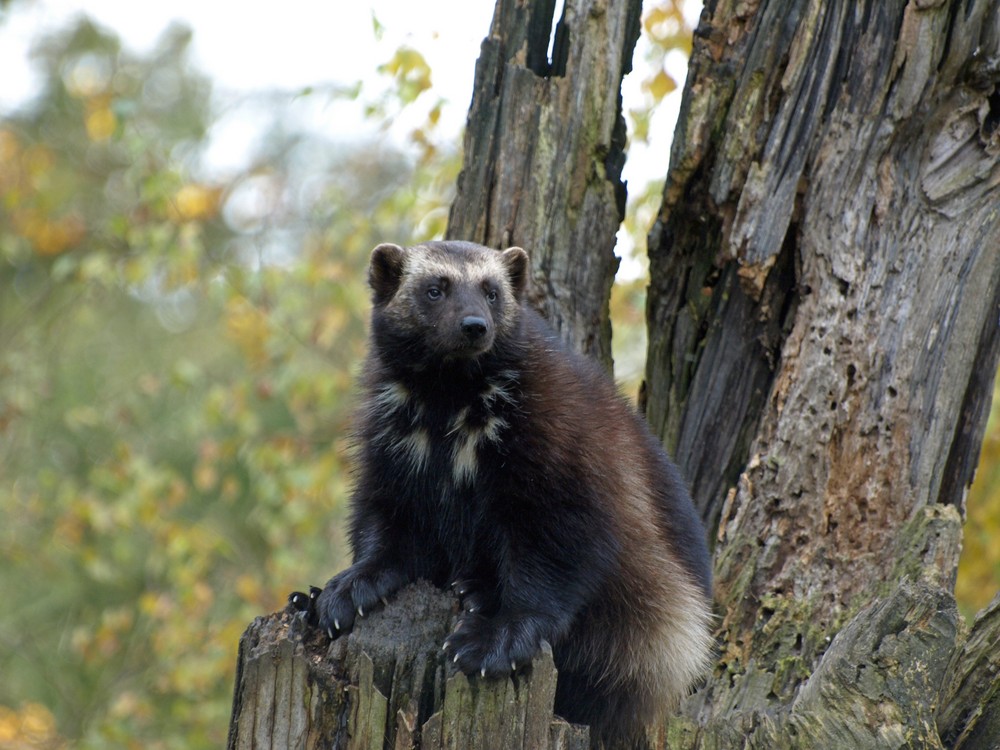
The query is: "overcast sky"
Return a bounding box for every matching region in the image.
[1,1,493,105]
[0,0,699,267]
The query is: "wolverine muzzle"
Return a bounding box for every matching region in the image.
[461,316,489,341]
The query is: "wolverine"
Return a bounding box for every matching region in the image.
[291,240,713,745]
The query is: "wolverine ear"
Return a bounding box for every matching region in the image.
[369,243,406,305]
[501,246,529,301]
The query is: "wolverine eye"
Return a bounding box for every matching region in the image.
[427,286,443,301]
[485,289,498,304]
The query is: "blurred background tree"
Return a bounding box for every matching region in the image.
[0,12,456,749]
[0,2,996,749]
[957,371,1000,619]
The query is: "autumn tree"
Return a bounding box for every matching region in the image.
[0,15,456,748]
[228,0,1000,747]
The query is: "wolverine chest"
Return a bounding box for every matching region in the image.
[366,372,518,488]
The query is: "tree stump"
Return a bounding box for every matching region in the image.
[226,581,589,750]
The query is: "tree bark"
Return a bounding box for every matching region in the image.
[642,0,1000,744]
[226,582,589,750]
[446,0,642,368]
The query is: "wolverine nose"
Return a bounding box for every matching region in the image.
[461,316,488,340]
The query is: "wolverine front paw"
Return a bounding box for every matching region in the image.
[288,585,323,623]
[294,565,405,639]
[450,578,497,616]
[442,613,542,677]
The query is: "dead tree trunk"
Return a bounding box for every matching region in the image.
[643,0,1000,746]
[446,0,643,368]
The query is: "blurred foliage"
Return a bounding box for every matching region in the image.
[613,1,695,398]
[956,371,1000,620]
[609,272,647,399]
[0,703,65,750]
[627,0,691,146]
[0,14,458,750]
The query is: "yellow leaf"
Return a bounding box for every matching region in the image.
[956,371,1000,616]
[428,102,442,126]
[15,209,87,256]
[643,6,672,34]
[19,702,59,741]
[645,69,678,102]
[194,462,218,492]
[85,106,117,141]
[225,297,271,367]
[170,183,222,223]
[379,46,432,102]
[23,144,54,180]
[629,107,651,143]
[236,574,260,604]
[193,581,214,607]
[643,1,687,45]
[0,705,17,741]
[0,129,19,164]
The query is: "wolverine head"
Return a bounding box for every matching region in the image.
[367,240,529,365]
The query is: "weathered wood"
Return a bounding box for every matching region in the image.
[670,581,959,749]
[643,0,1000,729]
[227,614,345,749]
[646,0,1000,534]
[549,719,590,750]
[227,582,588,750]
[447,0,642,368]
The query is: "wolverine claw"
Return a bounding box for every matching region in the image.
[287,589,320,629]
[327,627,335,639]
[480,667,486,678]
[289,590,314,610]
